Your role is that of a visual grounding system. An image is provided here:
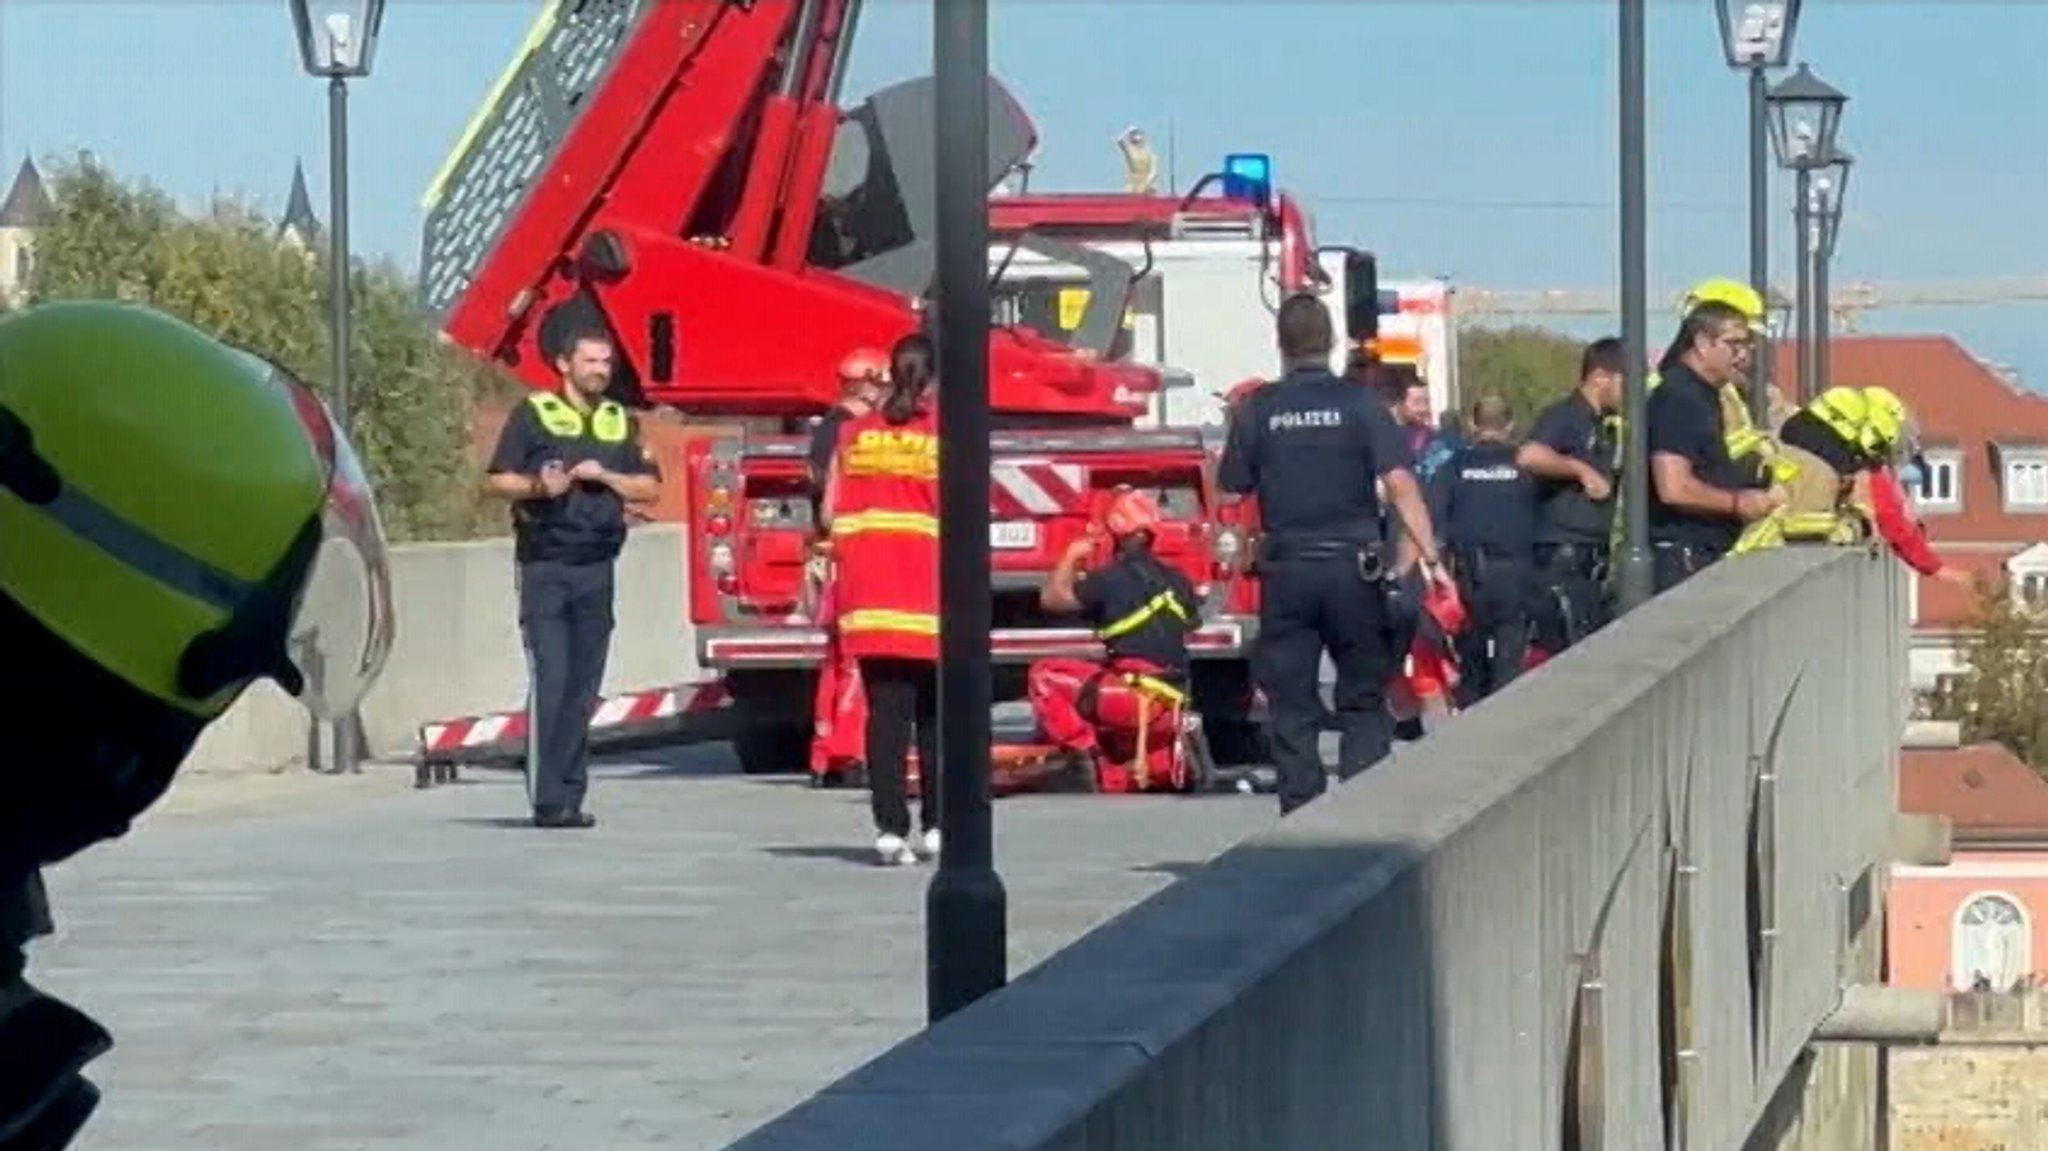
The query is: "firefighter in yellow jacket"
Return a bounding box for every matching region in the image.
[1731,385,1898,553]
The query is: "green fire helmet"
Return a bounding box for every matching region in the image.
[0,301,394,721]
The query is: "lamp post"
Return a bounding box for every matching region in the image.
[1765,287,1795,419]
[1613,0,1654,614]
[291,0,384,775]
[1810,148,1853,399]
[1765,63,1848,405]
[927,0,1008,1025]
[1714,0,1802,423]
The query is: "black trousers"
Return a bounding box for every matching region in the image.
[860,656,939,838]
[518,559,617,815]
[1651,541,1723,595]
[1530,542,1610,656]
[1451,551,1530,708]
[1256,556,1396,816]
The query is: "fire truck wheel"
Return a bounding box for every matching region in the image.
[733,723,812,776]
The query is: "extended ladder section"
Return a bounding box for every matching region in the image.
[421,0,1163,423]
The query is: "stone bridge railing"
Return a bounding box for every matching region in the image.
[728,549,1906,1151]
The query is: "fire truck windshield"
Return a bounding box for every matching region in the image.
[989,231,1144,361]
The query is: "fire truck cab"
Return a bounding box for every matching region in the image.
[987,159,1461,427]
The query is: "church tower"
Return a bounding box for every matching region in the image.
[0,157,53,307]
[278,159,323,251]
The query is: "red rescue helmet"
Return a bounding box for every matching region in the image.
[837,347,888,384]
[1423,578,1468,636]
[1224,377,1265,410]
[1102,488,1162,540]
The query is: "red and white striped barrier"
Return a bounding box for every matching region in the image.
[989,459,1088,518]
[416,680,732,766]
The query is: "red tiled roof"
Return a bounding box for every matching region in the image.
[1900,743,2048,841]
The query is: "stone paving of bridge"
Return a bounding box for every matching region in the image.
[31,744,1277,1151]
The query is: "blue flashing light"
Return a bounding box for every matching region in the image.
[1221,152,1273,205]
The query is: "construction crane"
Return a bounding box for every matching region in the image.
[1455,276,2048,330]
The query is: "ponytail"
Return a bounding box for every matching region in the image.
[883,332,936,424]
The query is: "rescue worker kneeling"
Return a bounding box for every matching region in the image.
[1028,489,1203,793]
[1732,386,1887,555]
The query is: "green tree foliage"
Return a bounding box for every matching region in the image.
[1935,580,2048,771]
[1456,325,1586,430]
[23,153,520,541]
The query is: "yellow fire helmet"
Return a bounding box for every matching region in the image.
[1859,385,1918,459]
[0,301,395,726]
[1681,277,1767,325]
[1808,385,1879,453]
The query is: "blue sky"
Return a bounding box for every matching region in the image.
[3,1,2045,381]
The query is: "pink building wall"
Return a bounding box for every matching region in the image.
[1889,849,2048,991]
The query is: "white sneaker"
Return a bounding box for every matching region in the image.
[874,833,917,866]
[917,828,941,860]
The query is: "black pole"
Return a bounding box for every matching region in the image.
[1746,66,1772,423]
[926,0,1007,1025]
[1793,166,1815,406]
[328,75,352,439]
[327,74,362,775]
[1614,0,1653,614]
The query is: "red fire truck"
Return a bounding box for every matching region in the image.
[416,0,1422,780]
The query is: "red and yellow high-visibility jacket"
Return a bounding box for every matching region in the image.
[829,407,940,661]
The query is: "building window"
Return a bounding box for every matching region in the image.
[2020,572,2048,609]
[1952,892,2032,992]
[1914,451,1962,513]
[2005,451,2048,512]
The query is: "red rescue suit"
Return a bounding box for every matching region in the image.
[1028,657,1191,793]
[1389,578,1468,720]
[808,568,868,778]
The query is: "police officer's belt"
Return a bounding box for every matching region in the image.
[1536,542,1606,570]
[1258,537,1383,564]
[1256,538,1388,582]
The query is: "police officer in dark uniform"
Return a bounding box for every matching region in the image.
[486,325,662,828]
[1428,395,1537,706]
[1645,302,1782,593]
[1218,294,1446,816]
[1517,336,1624,654]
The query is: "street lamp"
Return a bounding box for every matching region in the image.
[291,0,384,776]
[1765,288,1795,341]
[1810,148,1854,398]
[927,0,1008,1025]
[1714,0,1802,423]
[1766,63,1848,405]
[1762,287,1795,417]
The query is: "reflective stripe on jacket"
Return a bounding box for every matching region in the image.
[1731,442,1871,555]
